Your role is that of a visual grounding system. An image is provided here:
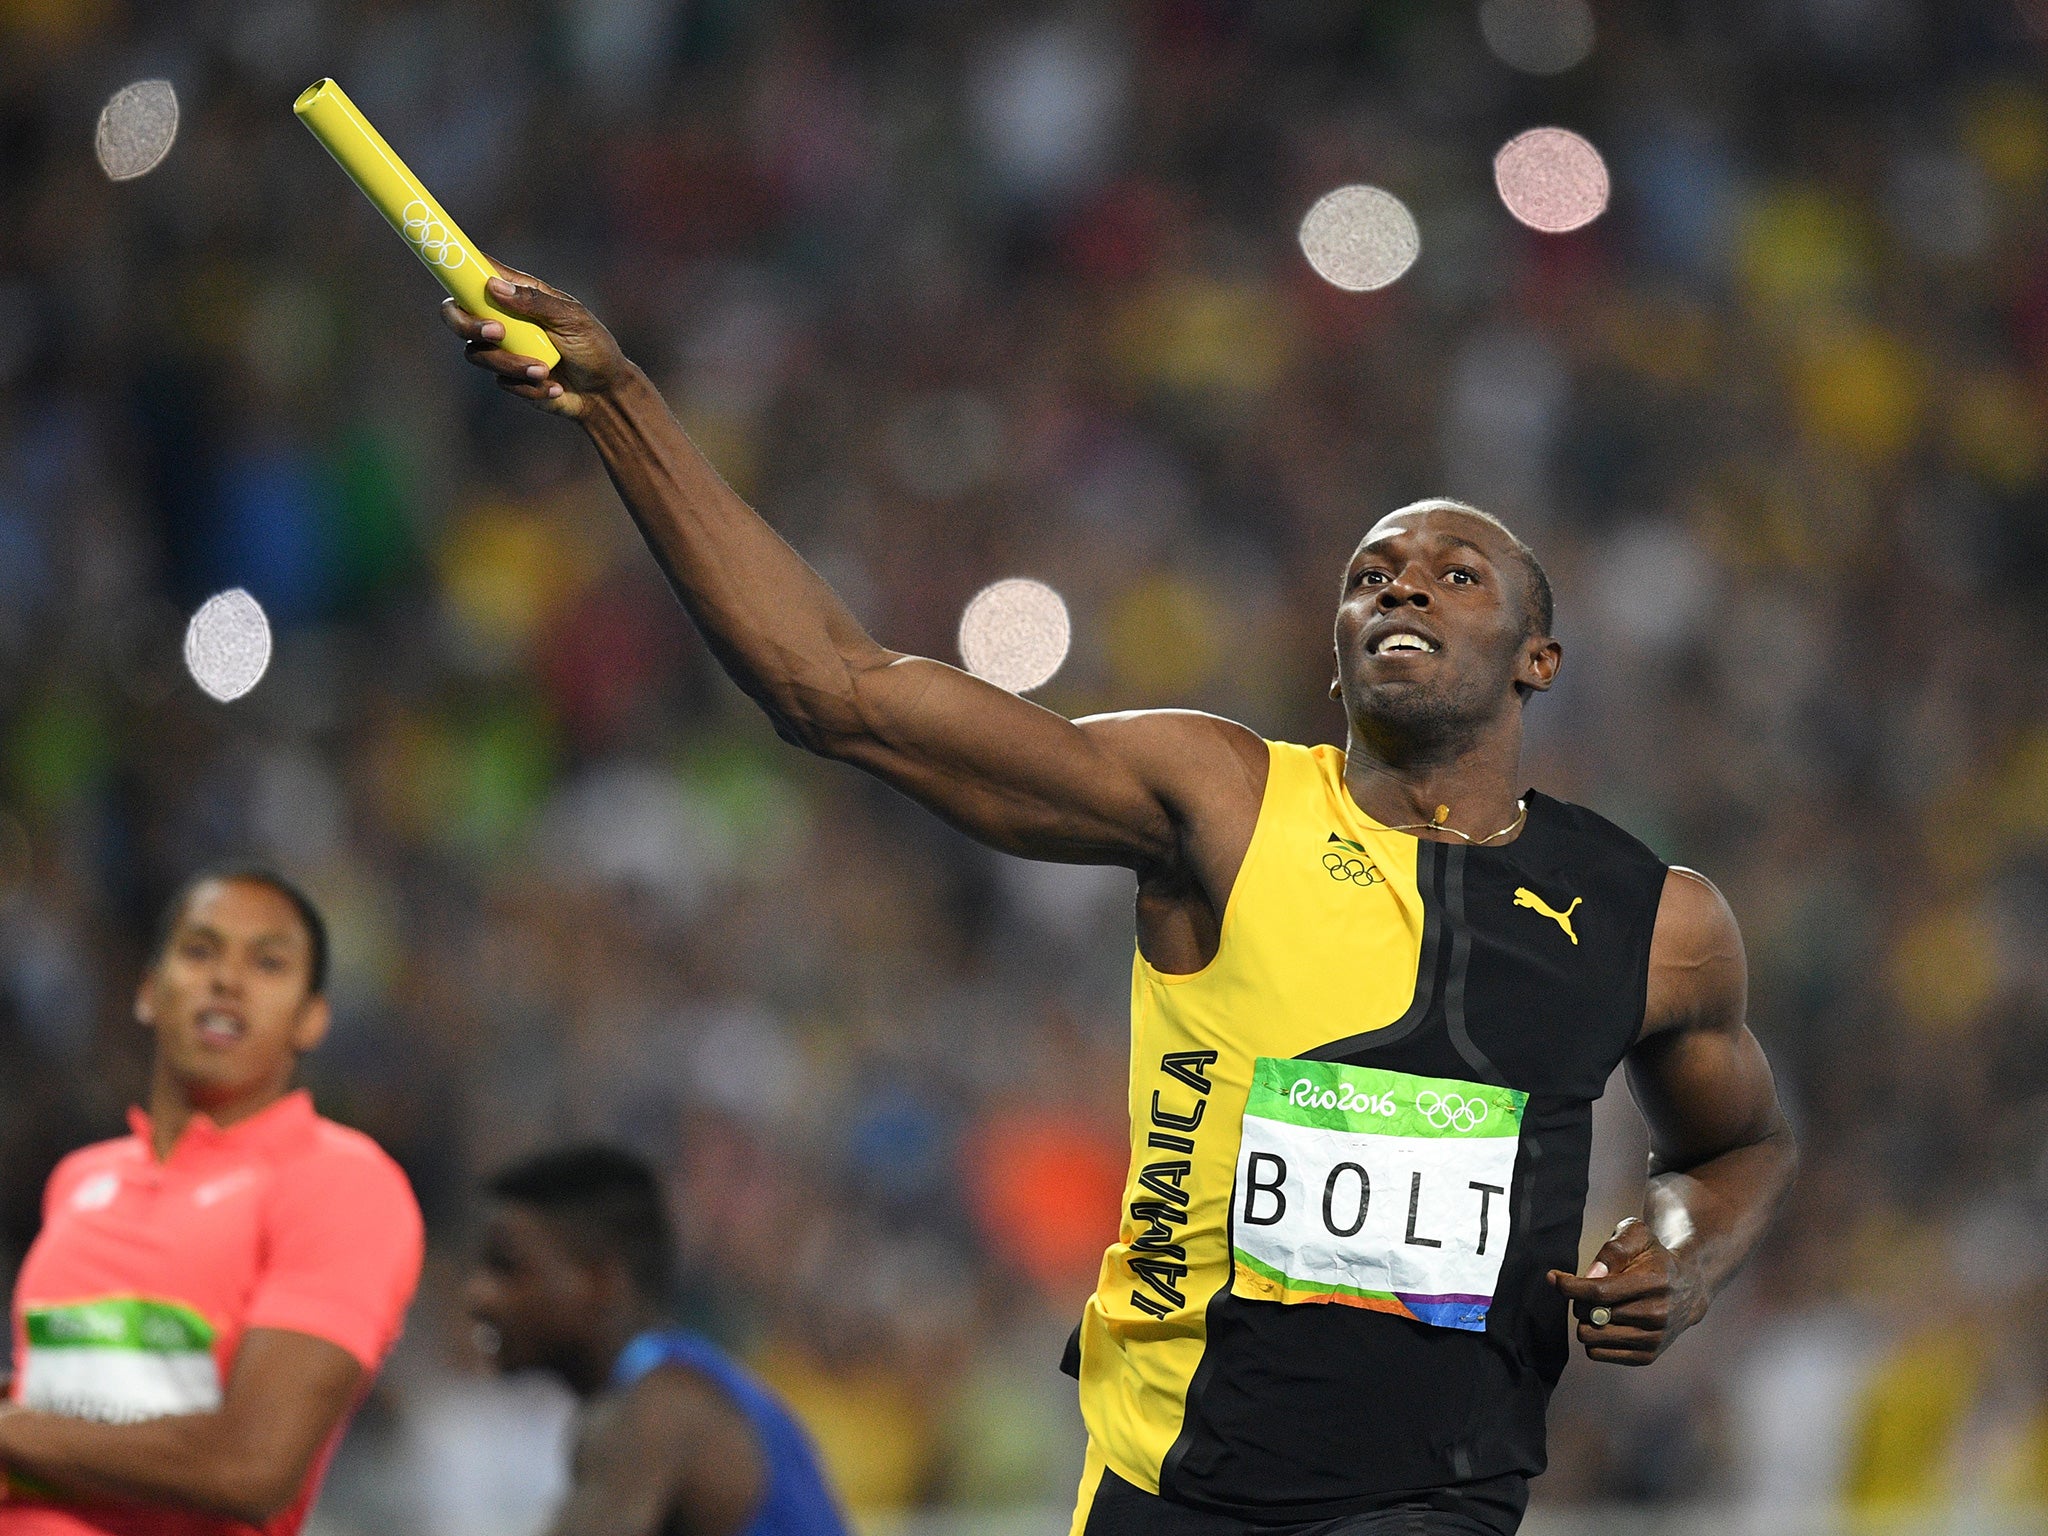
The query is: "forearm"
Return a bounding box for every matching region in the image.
[0,1408,295,1522]
[579,367,887,749]
[1644,1124,1797,1317]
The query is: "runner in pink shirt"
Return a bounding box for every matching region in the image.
[0,870,424,1536]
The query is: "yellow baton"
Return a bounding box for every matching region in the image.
[293,78,559,369]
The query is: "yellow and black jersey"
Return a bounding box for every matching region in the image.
[1066,740,1668,1527]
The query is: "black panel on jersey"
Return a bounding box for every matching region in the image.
[1157,793,1666,1521]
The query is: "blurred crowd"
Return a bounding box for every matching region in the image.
[5,0,2048,1526]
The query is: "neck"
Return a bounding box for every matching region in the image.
[572,1302,668,1400]
[1342,711,1525,842]
[146,1060,294,1162]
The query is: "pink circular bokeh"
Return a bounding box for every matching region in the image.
[1493,127,1610,233]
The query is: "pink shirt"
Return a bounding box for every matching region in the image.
[4,1091,424,1536]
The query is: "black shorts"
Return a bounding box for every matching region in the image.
[1079,1468,1527,1536]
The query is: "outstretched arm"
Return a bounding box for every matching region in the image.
[440,273,1263,886]
[1547,867,1797,1364]
[0,1329,362,1522]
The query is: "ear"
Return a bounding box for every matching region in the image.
[1330,673,1342,701]
[1519,636,1563,694]
[289,994,333,1054]
[135,975,158,1030]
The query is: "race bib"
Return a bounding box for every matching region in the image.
[20,1298,222,1424]
[1231,1058,1526,1332]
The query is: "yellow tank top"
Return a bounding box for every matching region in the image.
[1076,739,1431,1491]
[1069,736,1672,1526]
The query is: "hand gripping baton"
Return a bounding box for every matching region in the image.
[293,78,560,369]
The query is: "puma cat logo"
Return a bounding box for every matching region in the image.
[1513,888,1581,945]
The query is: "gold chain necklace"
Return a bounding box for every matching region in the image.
[1377,799,1527,846]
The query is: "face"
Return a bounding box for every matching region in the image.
[136,879,329,1110]
[465,1204,605,1377]
[1332,505,1560,742]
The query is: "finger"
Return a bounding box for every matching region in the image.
[1578,1296,1669,1329]
[1603,1271,1670,1304]
[1572,1266,1671,1306]
[1576,1320,1663,1348]
[439,299,505,344]
[484,255,573,302]
[486,254,540,287]
[1585,1345,1656,1366]
[484,274,580,328]
[1548,1270,1614,1301]
[464,338,546,375]
[495,376,567,404]
[1590,1217,1654,1277]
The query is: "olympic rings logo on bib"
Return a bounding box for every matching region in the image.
[400,200,467,270]
[1416,1089,1488,1133]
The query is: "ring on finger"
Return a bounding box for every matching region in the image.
[1589,1306,1612,1327]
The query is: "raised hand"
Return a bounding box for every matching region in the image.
[437,258,631,419]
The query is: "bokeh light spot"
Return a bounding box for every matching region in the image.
[1298,186,1421,292]
[1478,0,1595,75]
[95,80,179,182]
[183,589,272,702]
[959,578,1071,694]
[1494,127,1610,233]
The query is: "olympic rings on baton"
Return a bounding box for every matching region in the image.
[400,199,468,270]
[1416,1089,1488,1132]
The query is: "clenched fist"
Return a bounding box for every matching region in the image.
[438,259,632,420]
[1546,1216,1707,1366]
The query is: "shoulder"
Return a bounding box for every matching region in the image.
[1075,709,1266,772]
[630,1359,743,1416]
[271,1120,423,1226]
[1653,867,1743,958]
[586,1359,754,1464]
[43,1136,141,1205]
[49,1135,139,1183]
[1642,867,1747,1040]
[1526,791,1667,871]
[1075,710,1269,806]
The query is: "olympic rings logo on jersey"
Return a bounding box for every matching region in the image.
[1416,1090,1488,1132]
[399,200,467,270]
[1322,850,1384,886]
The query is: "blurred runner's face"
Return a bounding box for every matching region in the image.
[137,879,327,1109]
[1334,507,1538,735]
[466,1205,601,1376]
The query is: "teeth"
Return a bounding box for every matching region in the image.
[1376,634,1435,654]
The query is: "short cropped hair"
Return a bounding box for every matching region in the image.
[153,866,329,996]
[1378,499,1554,639]
[486,1144,676,1300]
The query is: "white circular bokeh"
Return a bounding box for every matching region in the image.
[959,578,1071,694]
[184,588,272,702]
[1298,186,1421,292]
[95,79,179,182]
[1493,127,1610,233]
[1478,0,1596,75]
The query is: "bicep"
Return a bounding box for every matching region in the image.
[1627,868,1787,1171]
[1626,1017,1785,1173]
[245,1154,424,1368]
[830,654,1253,871]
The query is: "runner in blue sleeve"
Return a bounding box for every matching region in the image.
[464,1145,846,1536]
